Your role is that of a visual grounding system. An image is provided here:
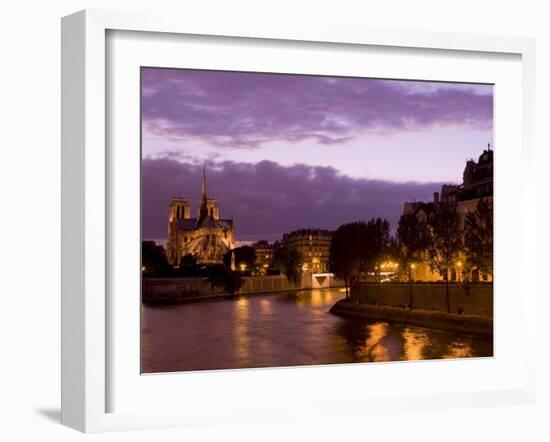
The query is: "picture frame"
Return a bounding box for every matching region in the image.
[61,9,537,433]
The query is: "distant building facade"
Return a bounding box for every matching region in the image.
[282,229,333,273]
[403,147,493,282]
[166,166,236,266]
[441,147,494,230]
[251,240,274,273]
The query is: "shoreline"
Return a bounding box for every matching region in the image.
[142,286,342,306]
[330,299,493,337]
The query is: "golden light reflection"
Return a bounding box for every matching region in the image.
[260,299,272,314]
[309,290,324,307]
[402,327,427,361]
[442,341,473,359]
[234,297,250,362]
[364,323,390,362]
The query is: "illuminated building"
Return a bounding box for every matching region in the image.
[251,240,274,273]
[166,166,236,265]
[403,146,493,282]
[282,229,333,273]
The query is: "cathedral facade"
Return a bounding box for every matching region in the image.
[166,167,236,266]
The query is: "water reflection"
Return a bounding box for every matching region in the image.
[259,299,272,314]
[403,327,428,361]
[141,288,493,373]
[443,340,475,359]
[233,297,250,362]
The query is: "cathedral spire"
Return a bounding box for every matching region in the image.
[198,162,209,223]
[201,162,207,205]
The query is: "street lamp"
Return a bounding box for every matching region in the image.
[456,261,462,283]
[410,263,416,283]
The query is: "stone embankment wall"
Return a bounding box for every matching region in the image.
[143,277,217,303]
[240,275,297,294]
[351,282,493,317]
[143,275,302,303]
[330,301,493,336]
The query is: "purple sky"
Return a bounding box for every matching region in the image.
[141,68,493,242]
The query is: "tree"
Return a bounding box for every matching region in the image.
[364,218,392,301]
[464,198,493,277]
[329,222,370,300]
[180,253,197,269]
[427,204,463,313]
[141,240,170,275]
[273,245,303,287]
[223,246,256,272]
[366,218,391,273]
[397,213,431,306]
[208,267,244,294]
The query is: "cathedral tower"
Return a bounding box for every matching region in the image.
[168,197,190,222]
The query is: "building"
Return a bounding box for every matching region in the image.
[166,166,236,266]
[440,147,493,230]
[282,229,333,273]
[403,146,493,282]
[251,240,274,273]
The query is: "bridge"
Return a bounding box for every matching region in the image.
[302,272,341,289]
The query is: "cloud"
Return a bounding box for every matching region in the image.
[142,159,444,241]
[141,68,493,149]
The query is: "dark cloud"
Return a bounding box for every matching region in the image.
[141,68,493,149]
[142,159,444,242]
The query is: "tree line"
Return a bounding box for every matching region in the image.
[141,239,305,293]
[329,198,493,313]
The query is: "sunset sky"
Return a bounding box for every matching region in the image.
[141,68,493,242]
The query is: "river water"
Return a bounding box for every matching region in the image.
[141,288,493,373]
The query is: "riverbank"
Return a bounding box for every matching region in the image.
[330,299,493,337]
[142,286,308,305]
[143,274,299,304]
[143,274,344,304]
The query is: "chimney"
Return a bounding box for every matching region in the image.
[433,192,439,209]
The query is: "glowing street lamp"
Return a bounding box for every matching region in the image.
[410,263,416,283]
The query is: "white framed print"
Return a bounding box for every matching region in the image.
[61,9,538,433]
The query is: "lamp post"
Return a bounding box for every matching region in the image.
[409,263,416,308]
[457,261,462,283]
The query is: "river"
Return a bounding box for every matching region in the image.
[141,288,493,373]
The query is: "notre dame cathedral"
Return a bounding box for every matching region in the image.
[166,166,236,266]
